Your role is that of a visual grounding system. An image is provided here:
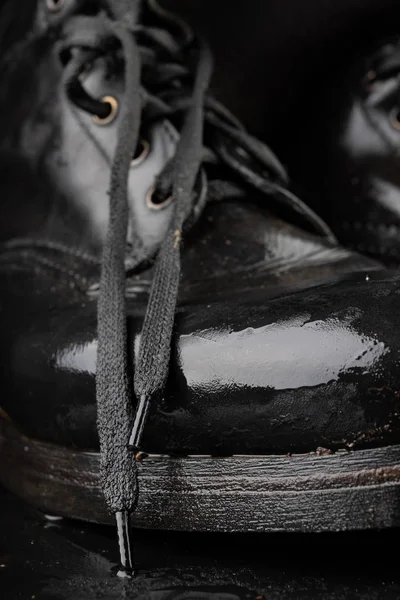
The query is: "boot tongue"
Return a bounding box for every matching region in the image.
[35,51,180,257]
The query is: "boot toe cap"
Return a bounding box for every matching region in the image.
[3,267,400,455]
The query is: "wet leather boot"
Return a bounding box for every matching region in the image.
[1,0,400,575]
[287,36,400,264]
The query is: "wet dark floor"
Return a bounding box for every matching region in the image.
[1,487,400,600]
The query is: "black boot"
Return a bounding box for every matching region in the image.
[1,0,400,575]
[282,34,400,264]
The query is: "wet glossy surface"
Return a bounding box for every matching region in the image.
[2,243,400,455]
[2,488,400,599]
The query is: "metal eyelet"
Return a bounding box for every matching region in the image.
[92,96,119,126]
[46,0,64,12]
[390,107,400,132]
[131,140,150,167]
[146,185,173,211]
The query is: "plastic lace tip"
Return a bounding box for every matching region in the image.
[129,394,150,450]
[111,564,135,579]
[115,511,134,577]
[116,566,134,579]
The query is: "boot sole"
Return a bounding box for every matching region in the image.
[1,418,400,532]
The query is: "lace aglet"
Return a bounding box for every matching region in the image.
[115,511,134,578]
[129,394,150,452]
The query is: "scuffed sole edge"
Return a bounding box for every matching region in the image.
[1,418,400,532]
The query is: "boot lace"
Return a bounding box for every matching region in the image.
[39,0,335,576]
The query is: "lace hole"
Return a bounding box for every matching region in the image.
[390,107,400,131]
[131,140,150,166]
[46,0,64,12]
[146,186,173,211]
[92,96,119,126]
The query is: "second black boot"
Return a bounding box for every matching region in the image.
[284,34,400,264]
